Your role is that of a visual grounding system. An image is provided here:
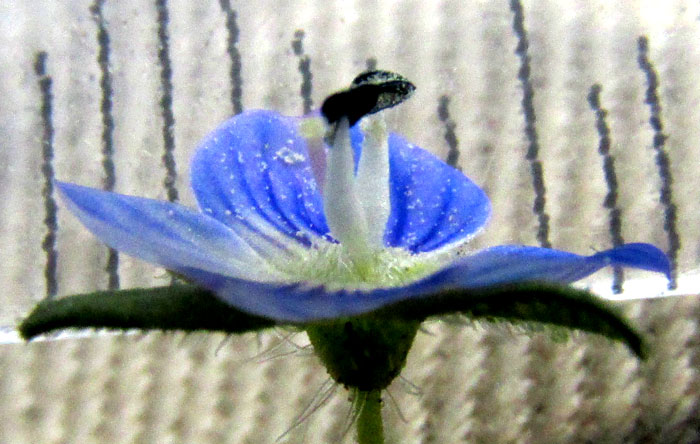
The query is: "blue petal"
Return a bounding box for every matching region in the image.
[56,182,282,281]
[174,267,422,321]
[425,243,672,288]
[191,110,331,246]
[185,243,669,322]
[350,127,491,253]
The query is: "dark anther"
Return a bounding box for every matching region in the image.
[321,70,415,126]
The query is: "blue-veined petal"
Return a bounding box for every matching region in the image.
[350,127,491,253]
[56,182,287,281]
[186,243,669,322]
[191,110,332,247]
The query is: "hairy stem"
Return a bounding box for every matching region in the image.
[356,390,384,444]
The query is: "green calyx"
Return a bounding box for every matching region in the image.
[18,284,276,340]
[18,282,646,362]
[306,316,420,391]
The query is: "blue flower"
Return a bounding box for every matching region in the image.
[57,109,670,322]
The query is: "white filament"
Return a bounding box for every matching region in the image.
[315,114,392,264]
[322,118,372,260]
[356,116,391,247]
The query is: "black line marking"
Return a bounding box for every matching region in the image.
[292,30,313,114]
[156,0,178,203]
[365,58,377,71]
[637,36,679,290]
[218,0,243,114]
[91,0,119,290]
[437,95,461,168]
[34,52,58,299]
[588,84,624,293]
[509,0,551,248]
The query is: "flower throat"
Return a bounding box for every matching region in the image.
[300,71,417,280]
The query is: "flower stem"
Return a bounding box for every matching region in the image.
[356,390,384,444]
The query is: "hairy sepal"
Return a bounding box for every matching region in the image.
[373,282,647,358]
[19,285,277,340]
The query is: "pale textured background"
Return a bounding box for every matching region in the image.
[1,1,699,443]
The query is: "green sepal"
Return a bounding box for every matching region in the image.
[372,282,647,359]
[19,282,646,361]
[18,284,277,340]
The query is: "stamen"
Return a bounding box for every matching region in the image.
[356,115,391,247]
[322,118,371,260]
[314,70,416,269]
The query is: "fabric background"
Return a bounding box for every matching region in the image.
[1,1,699,443]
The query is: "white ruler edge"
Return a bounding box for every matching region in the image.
[583,267,700,301]
[0,327,142,345]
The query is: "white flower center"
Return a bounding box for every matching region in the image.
[295,114,445,289]
[302,114,392,257]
